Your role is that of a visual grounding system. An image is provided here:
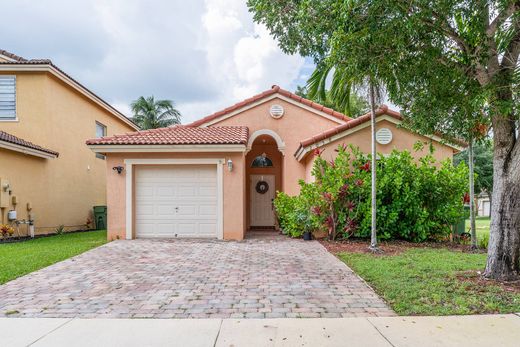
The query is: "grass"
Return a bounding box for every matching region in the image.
[0,230,107,284]
[465,216,490,241]
[339,248,520,316]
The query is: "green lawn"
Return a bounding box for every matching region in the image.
[339,248,520,316]
[0,230,107,284]
[466,216,490,240]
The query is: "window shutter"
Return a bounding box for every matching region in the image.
[0,76,16,119]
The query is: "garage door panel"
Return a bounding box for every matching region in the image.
[176,205,197,217]
[135,223,155,236]
[178,185,196,197]
[199,205,217,216]
[136,204,155,216]
[199,185,217,196]
[176,223,197,236]
[135,165,218,238]
[156,186,175,197]
[198,223,217,236]
[156,223,175,235]
[156,205,177,215]
[136,186,154,197]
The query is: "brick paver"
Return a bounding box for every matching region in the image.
[0,234,395,318]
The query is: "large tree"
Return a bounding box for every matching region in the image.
[131,96,181,129]
[248,0,520,280]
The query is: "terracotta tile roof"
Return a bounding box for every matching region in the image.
[187,85,351,127]
[0,131,59,157]
[0,49,28,62]
[0,49,138,130]
[296,105,466,157]
[298,105,399,149]
[86,125,249,146]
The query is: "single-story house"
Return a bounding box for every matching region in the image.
[87,85,463,241]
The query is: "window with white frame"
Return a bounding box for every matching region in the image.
[0,76,16,120]
[95,121,107,159]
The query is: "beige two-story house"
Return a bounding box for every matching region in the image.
[0,49,138,235]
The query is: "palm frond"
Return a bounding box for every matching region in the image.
[130,96,182,129]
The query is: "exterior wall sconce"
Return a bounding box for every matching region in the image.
[227,159,233,172]
[113,166,124,174]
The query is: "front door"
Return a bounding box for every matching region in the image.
[250,174,275,227]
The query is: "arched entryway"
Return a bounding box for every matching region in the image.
[246,130,284,230]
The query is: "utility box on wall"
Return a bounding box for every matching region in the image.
[0,178,10,208]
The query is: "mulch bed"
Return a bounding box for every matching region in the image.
[319,238,486,256]
[457,270,520,294]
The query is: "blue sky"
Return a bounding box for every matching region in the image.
[0,0,314,123]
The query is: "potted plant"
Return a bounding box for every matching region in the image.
[296,211,313,241]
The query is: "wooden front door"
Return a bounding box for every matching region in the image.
[250,174,275,227]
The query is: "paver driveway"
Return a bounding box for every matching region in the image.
[0,234,394,319]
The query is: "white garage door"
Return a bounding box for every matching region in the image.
[135,165,218,238]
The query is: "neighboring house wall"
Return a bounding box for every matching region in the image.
[304,119,456,179]
[0,71,135,234]
[477,195,491,217]
[206,97,342,196]
[104,152,246,241]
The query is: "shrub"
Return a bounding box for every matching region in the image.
[274,145,469,241]
[274,191,314,238]
[55,225,65,235]
[479,233,489,249]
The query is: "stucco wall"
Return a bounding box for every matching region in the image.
[304,119,456,180]
[105,152,246,241]
[0,71,135,234]
[207,97,342,196]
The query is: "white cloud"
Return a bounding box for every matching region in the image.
[195,0,305,121]
[0,0,306,123]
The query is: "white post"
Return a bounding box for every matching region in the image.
[369,81,378,250]
[469,138,477,249]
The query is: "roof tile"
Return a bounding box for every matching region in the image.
[0,131,59,157]
[86,126,249,146]
[187,85,351,127]
[296,105,467,157]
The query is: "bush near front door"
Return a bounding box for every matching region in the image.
[274,145,469,241]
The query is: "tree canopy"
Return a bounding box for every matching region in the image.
[248,0,520,280]
[131,96,181,130]
[295,84,369,117]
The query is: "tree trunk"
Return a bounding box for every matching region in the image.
[483,102,520,280]
[369,81,378,250]
[469,139,477,249]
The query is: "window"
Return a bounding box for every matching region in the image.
[251,153,273,168]
[0,76,16,120]
[95,122,107,159]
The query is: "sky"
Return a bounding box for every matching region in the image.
[0,0,315,123]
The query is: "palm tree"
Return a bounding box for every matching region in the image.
[307,63,384,252]
[131,96,181,129]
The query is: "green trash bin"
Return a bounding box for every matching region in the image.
[452,204,470,237]
[93,206,107,230]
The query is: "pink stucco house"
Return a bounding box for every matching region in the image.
[87,85,462,241]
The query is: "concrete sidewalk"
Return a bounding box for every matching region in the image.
[2,314,520,347]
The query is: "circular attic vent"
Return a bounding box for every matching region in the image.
[269,104,284,118]
[376,128,393,145]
